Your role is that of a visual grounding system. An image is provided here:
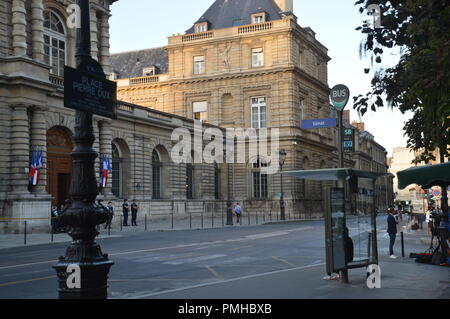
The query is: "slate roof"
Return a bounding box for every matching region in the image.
[186,0,282,34]
[109,47,168,79]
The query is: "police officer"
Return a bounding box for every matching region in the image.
[122,199,130,226]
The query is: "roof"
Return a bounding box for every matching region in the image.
[110,47,168,79]
[397,162,450,190]
[186,0,283,34]
[282,168,392,181]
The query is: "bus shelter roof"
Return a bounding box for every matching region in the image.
[397,162,450,190]
[282,168,392,181]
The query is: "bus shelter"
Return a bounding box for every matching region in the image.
[283,168,393,283]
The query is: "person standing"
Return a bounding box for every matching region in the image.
[122,199,130,226]
[234,203,242,224]
[131,200,139,226]
[105,202,114,229]
[387,208,399,259]
[51,206,59,233]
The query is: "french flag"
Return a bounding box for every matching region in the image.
[101,156,111,188]
[29,150,43,186]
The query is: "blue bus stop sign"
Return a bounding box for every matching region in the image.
[302,118,337,129]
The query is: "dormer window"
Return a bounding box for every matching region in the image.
[251,12,267,24]
[195,22,208,33]
[143,66,156,76]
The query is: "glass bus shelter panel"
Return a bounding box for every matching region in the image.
[331,188,346,271]
[345,177,377,267]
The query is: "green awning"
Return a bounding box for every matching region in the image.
[397,162,450,190]
[282,168,392,181]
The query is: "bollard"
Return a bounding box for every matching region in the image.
[256,212,258,225]
[401,232,405,258]
[51,221,54,243]
[145,215,147,231]
[120,215,123,232]
[248,212,250,225]
[171,211,174,230]
[222,210,224,227]
[212,212,214,228]
[24,221,27,245]
[201,211,204,229]
[190,212,192,229]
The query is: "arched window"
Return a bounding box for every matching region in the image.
[43,10,66,77]
[111,143,122,198]
[152,150,162,199]
[252,157,268,198]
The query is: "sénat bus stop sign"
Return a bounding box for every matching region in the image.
[64,58,117,119]
[282,168,392,278]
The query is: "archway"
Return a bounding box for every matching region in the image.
[46,126,73,207]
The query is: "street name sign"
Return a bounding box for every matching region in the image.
[330,84,350,110]
[64,60,117,119]
[302,118,337,129]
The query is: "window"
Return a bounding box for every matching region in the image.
[252,158,268,198]
[251,97,267,129]
[252,48,264,67]
[193,55,205,75]
[193,101,208,122]
[152,150,162,199]
[43,10,66,77]
[143,66,156,76]
[112,143,122,198]
[195,23,208,33]
[252,15,265,24]
[186,164,194,199]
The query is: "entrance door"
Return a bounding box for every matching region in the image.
[46,127,73,207]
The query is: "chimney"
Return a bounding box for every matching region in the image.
[343,110,350,124]
[274,0,293,13]
[352,121,365,132]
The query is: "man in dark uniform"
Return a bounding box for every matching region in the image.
[122,199,129,226]
[387,208,399,259]
[131,200,139,226]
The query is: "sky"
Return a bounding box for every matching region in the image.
[109,0,413,156]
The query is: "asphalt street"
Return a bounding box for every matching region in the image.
[0,217,448,299]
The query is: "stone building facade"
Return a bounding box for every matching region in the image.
[0,0,393,233]
[112,0,347,217]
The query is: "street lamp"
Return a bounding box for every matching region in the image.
[279,149,287,221]
[53,0,113,299]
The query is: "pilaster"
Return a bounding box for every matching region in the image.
[10,104,30,193]
[12,0,27,56]
[31,0,44,62]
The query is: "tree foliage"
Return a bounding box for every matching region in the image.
[353,0,450,163]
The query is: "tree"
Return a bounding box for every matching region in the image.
[353,0,450,163]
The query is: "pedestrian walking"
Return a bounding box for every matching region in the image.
[387,207,399,259]
[51,206,59,233]
[122,199,130,226]
[105,202,114,229]
[131,200,139,226]
[235,203,242,224]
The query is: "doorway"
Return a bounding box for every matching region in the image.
[46,127,73,207]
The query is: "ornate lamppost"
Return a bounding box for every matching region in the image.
[53,0,114,299]
[279,149,287,221]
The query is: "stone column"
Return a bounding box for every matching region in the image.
[30,106,47,193]
[10,104,30,193]
[12,0,28,56]
[99,120,113,195]
[99,12,111,75]
[31,0,44,62]
[90,7,98,61]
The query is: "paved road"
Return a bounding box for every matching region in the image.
[0,218,448,299]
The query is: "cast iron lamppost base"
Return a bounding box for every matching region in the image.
[53,0,114,299]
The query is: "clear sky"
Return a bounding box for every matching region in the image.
[109,0,413,156]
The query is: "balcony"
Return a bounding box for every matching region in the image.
[49,74,64,88]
